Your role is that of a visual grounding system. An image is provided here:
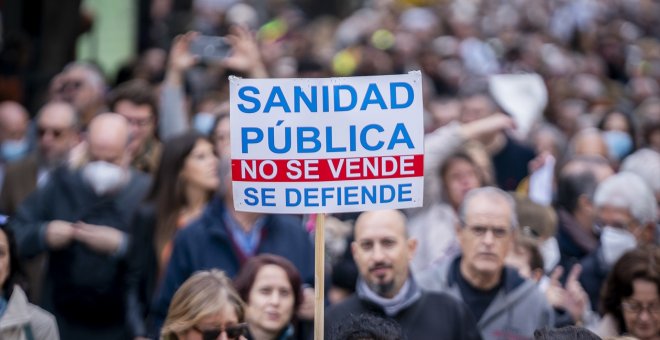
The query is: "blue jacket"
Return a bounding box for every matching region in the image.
[150,197,314,332]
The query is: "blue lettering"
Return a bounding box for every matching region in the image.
[298,127,321,153]
[264,86,291,113]
[294,86,317,112]
[285,188,301,206]
[262,188,276,206]
[326,126,346,152]
[243,187,259,206]
[334,85,357,112]
[321,187,335,206]
[238,86,261,113]
[361,185,377,204]
[322,86,329,112]
[344,186,359,205]
[267,123,291,154]
[360,124,384,151]
[241,127,263,153]
[387,123,414,150]
[398,183,412,202]
[304,188,319,207]
[380,185,396,203]
[360,83,387,110]
[390,82,414,109]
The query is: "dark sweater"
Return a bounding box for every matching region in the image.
[325,291,482,340]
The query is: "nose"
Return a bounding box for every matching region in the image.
[639,308,652,321]
[372,244,386,262]
[268,291,281,306]
[482,229,495,246]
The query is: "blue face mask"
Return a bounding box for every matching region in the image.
[192,112,216,136]
[1,139,29,162]
[603,130,633,161]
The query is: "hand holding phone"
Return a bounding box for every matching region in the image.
[189,35,232,63]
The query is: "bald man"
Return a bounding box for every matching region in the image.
[10,113,151,340]
[1,101,81,215]
[326,209,481,340]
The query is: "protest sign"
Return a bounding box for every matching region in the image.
[229,71,425,214]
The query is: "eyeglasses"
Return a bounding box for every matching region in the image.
[59,80,84,92]
[192,323,248,340]
[621,301,660,316]
[37,127,66,139]
[466,225,510,238]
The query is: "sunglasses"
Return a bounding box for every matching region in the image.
[193,323,248,340]
[37,127,66,139]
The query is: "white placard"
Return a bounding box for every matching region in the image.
[230,72,425,213]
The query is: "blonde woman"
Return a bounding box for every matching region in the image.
[162,270,248,340]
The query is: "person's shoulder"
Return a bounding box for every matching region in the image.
[415,257,452,291]
[4,154,37,174]
[26,302,57,327]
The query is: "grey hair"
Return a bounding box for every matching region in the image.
[459,186,519,230]
[594,172,657,225]
[62,61,107,93]
[620,148,660,194]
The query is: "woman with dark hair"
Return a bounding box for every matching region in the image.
[0,224,58,338]
[126,131,219,338]
[234,254,304,340]
[598,110,638,162]
[147,131,219,275]
[596,246,660,340]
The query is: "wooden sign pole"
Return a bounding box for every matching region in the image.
[314,213,326,340]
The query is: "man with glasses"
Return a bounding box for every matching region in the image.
[326,209,482,340]
[418,187,553,339]
[1,101,81,303]
[49,62,108,127]
[108,79,162,174]
[1,101,80,215]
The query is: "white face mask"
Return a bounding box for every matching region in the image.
[600,226,637,267]
[539,236,560,273]
[82,161,128,196]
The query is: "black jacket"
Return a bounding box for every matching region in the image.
[10,165,150,337]
[325,291,482,340]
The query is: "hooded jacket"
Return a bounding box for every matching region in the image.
[417,256,554,340]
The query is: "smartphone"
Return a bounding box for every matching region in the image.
[189,35,232,63]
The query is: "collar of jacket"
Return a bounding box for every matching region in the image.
[0,286,31,330]
[198,196,273,241]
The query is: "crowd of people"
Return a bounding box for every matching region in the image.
[1,0,660,339]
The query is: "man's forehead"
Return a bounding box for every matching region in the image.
[39,107,75,126]
[354,211,406,240]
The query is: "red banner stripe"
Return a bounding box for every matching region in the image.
[232,154,423,182]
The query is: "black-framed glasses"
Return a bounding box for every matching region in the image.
[192,323,248,340]
[621,300,660,316]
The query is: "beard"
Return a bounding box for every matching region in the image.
[368,279,396,297]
